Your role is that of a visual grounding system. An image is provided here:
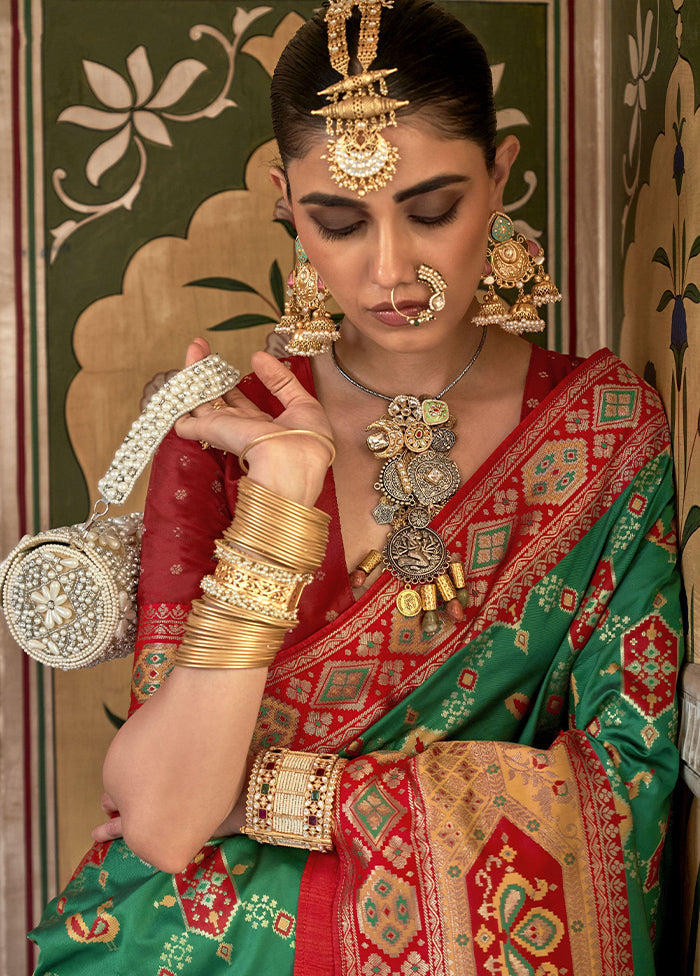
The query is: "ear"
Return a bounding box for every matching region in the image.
[489,136,520,211]
[270,165,292,208]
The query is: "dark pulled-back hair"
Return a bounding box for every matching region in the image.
[271,0,497,170]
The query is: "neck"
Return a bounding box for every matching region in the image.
[332,303,487,399]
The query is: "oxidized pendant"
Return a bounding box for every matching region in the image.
[364,393,460,615]
[384,525,450,584]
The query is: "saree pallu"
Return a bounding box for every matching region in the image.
[31,348,682,976]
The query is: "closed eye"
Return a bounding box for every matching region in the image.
[314,220,364,241]
[410,200,461,227]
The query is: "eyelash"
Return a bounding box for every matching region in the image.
[315,201,461,242]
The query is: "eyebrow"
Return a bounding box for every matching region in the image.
[298,174,469,209]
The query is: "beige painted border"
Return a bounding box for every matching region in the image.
[0,0,55,970]
[573,0,612,355]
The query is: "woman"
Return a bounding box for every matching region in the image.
[31,2,681,974]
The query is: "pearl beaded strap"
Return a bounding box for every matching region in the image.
[98,355,240,506]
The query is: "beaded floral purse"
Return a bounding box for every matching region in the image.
[0,354,240,669]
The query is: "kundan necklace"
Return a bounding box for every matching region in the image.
[332,324,487,633]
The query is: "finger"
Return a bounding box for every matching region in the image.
[185,337,211,368]
[250,350,323,413]
[91,816,123,843]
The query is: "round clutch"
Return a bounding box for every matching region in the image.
[0,514,142,669]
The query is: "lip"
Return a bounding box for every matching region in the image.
[369,300,427,327]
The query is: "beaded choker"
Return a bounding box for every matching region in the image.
[332,325,487,630]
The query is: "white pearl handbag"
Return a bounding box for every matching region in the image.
[0,354,240,669]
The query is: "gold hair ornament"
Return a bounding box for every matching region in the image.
[390,264,447,326]
[312,0,408,196]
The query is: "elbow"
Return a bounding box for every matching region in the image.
[121,819,204,875]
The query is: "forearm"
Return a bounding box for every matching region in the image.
[104,663,267,872]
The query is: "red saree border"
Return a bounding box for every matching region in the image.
[264,350,670,754]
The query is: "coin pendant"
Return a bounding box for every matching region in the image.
[407,506,430,528]
[380,458,414,502]
[407,451,460,506]
[396,588,422,617]
[431,427,456,453]
[384,525,449,583]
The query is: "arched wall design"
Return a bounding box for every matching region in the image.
[612,1,700,971]
[7,1,657,972]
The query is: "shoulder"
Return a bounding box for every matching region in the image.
[529,343,585,385]
[531,344,663,410]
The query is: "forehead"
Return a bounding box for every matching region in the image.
[287,118,489,201]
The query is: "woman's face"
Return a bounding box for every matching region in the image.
[274,118,518,352]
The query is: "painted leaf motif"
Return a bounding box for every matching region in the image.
[232,6,273,38]
[641,9,653,71]
[629,104,640,160]
[657,290,675,312]
[133,111,172,147]
[186,277,258,294]
[209,314,277,331]
[274,218,296,239]
[497,108,530,130]
[147,59,208,110]
[83,60,133,109]
[198,98,238,119]
[624,82,638,106]
[638,77,647,111]
[269,260,284,312]
[628,33,639,79]
[490,63,505,93]
[85,124,132,186]
[126,46,154,106]
[652,247,671,270]
[681,506,700,552]
[683,283,700,303]
[689,235,700,260]
[58,106,129,131]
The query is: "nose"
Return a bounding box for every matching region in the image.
[370,220,417,291]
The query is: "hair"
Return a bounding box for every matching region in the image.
[270,0,497,171]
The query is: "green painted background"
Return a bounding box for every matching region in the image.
[41,0,559,525]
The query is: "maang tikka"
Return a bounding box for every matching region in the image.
[312,0,409,196]
[275,237,339,356]
[473,212,561,333]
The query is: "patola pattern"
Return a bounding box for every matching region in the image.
[31,352,680,975]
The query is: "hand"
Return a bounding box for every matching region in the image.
[174,338,334,507]
[92,792,123,843]
[91,791,246,844]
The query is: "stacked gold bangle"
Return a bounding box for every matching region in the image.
[175,478,330,670]
[242,748,346,852]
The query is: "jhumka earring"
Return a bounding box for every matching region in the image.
[311,0,409,196]
[390,264,447,327]
[473,212,561,333]
[275,238,339,356]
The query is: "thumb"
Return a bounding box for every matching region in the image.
[250,350,315,411]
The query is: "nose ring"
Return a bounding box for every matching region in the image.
[390,264,447,327]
